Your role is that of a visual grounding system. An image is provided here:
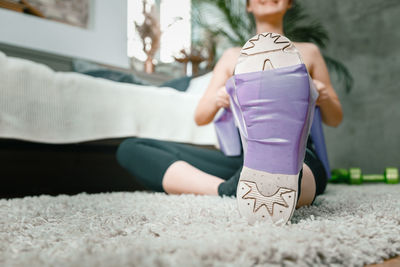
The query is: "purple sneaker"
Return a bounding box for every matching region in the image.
[226,33,318,225]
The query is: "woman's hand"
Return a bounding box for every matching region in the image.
[313,79,330,106]
[215,86,230,109]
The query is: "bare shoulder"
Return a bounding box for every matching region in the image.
[293,42,322,72]
[223,47,242,57]
[220,47,241,64]
[215,47,242,75]
[294,42,321,57]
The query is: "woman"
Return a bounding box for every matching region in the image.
[116,0,342,211]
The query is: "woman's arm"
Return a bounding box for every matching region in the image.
[309,44,343,127]
[194,48,239,126]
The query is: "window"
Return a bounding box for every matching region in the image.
[127,0,191,63]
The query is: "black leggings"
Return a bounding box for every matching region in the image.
[116,137,327,197]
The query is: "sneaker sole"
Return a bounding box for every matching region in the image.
[226,33,317,225]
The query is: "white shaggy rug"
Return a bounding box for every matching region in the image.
[1,184,399,267]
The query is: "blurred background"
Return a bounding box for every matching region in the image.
[301,0,400,174]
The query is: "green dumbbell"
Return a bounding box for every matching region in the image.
[330,167,399,184]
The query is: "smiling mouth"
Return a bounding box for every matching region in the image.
[260,0,279,4]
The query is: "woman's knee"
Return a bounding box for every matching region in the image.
[116,138,143,167]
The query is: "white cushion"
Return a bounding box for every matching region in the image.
[0,50,6,60]
[186,72,213,95]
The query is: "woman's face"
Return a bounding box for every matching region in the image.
[247,0,291,19]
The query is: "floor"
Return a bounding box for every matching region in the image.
[1,184,399,266]
[366,255,400,267]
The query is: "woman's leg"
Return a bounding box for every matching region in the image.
[159,145,325,204]
[296,163,316,208]
[165,160,318,208]
[296,146,328,208]
[116,137,325,205]
[116,137,243,194]
[162,161,225,195]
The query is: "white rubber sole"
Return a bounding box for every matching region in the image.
[237,167,299,226]
[234,33,306,225]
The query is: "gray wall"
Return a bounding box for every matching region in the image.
[301,0,400,173]
[0,0,129,68]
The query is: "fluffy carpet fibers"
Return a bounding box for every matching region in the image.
[1,184,399,267]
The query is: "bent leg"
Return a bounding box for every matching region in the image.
[116,137,243,194]
[304,146,328,199]
[296,163,316,208]
[162,161,225,195]
[116,137,179,192]
[296,147,328,208]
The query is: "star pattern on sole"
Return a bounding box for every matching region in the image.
[240,180,295,216]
